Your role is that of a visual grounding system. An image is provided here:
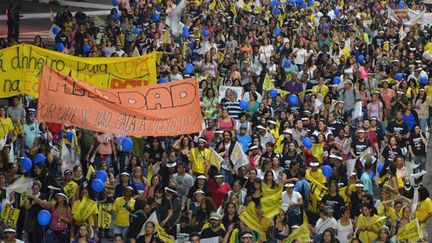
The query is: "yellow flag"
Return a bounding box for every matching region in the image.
[0,205,20,228]
[262,73,289,97]
[146,163,155,186]
[261,183,283,218]
[209,147,223,171]
[278,12,286,26]
[397,219,423,241]
[254,6,265,14]
[311,143,324,162]
[156,224,174,243]
[218,0,225,11]
[209,0,217,10]
[284,217,311,243]
[243,2,252,12]
[306,170,328,213]
[230,3,237,16]
[239,202,270,236]
[97,203,113,229]
[155,51,163,64]
[160,31,171,44]
[86,164,96,181]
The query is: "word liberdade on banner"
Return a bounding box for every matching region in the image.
[37,67,203,136]
[0,44,157,98]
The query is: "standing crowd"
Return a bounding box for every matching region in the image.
[1,0,432,242]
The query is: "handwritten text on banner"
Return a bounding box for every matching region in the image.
[0,44,157,98]
[37,67,203,136]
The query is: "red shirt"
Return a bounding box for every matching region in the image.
[207,179,231,208]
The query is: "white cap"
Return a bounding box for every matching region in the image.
[283,128,292,134]
[329,154,343,160]
[56,192,68,200]
[194,189,205,195]
[268,120,277,125]
[357,129,366,133]
[166,161,177,168]
[257,125,266,130]
[120,172,130,177]
[242,233,253,238]
[210,213,221,220]
[310,162,320,167]
[355,183,364,188]
[3,228,15,233]
[197,175,207,180]
[165,187,177,194]
[284,183,295,188]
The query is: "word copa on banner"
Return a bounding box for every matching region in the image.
[37,67,203,136]
[0,44,157,98]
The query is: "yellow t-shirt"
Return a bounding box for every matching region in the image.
[113,196,135,227]
[189,148,211,174]
[415,198,432,224]
[306,168,327,185]
[0,117,14,139]
[356,214,380,243]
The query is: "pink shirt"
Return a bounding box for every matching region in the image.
[381,89,395,109]
[94,133,113,155]
[49,208,71,231]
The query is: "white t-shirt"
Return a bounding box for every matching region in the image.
[259,45,274,64]
[315,217,338,235]
[281,191,302,212]
[294,48,308,65]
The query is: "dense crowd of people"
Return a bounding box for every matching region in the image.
[2,0,432,242]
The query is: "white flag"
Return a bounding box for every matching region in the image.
[165,0,186,36]
[137,212,159,238]
[230,142,249,171]
[5,176,33,194]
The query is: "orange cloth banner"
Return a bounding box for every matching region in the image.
[37,67,203,136]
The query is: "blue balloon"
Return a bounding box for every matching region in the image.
[309,0,314,5]
[356,54,365,64]
[370,171,375,179]
[20,157,32,172]
[289,0,295,4]
[37,210,52,226]
[269,89,278,97]
[96,170,108,182]
[270,0,278,8]
[91,178,105,193]
[274,27,281,36]
[185,63,194,74]
[303,137,313,148]
[133,27,142,35]
[202,29,210,37]
[322,23,329,29]
[322,165,333,179]
[395,72,404,81]
[158,78,168,83]
[155,5,161,12]
[183,27,190,38]
[333,76,341,85]
[377,163,385,174]
[52,26,61,35]
[239,100,249,110]
[399,1,405,8]
[284,60,292,68]
[34,153,46,164]
[114,12,120,20]
[288,94,299,106]
[301,2,307,9]
[152,13,160,22]
[112,0,119,6]
[122,137,133,152]
[55,42,64,52]
[66,131,73,142]
[334,8,340,16]
[274,8,280,15]
[420,75,428,84]
[83,44,91,53]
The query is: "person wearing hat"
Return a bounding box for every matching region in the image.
[22,107,39,151]
[208,172,231,208]
[189,137,212,175]
[111,186,135,239]
[247,143,261,169]
[63,169,78,201]
[282,182,303,227]
[200,212,226,240]
[240,231,254,243]
[257,124,275,150]
[350,128,370,166]
[236,123,252,152]
[3,228,23,243]
[158,151,178,188]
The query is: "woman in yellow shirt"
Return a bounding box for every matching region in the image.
[415,186,432,225]
[356,204,381,243]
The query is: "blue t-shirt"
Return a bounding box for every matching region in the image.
[236,134,252,152]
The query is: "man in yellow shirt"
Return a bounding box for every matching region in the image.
[112,186,135,240]
[189,137,211,175]
[62,169,78,201]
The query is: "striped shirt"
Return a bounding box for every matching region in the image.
[224,101,242,120]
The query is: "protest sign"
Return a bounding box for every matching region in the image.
[218,85,243,102]
[0,44,157,98]
[37,67,202,136]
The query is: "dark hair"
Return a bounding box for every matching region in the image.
[320,228,336,243]
[418,185,430,201]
